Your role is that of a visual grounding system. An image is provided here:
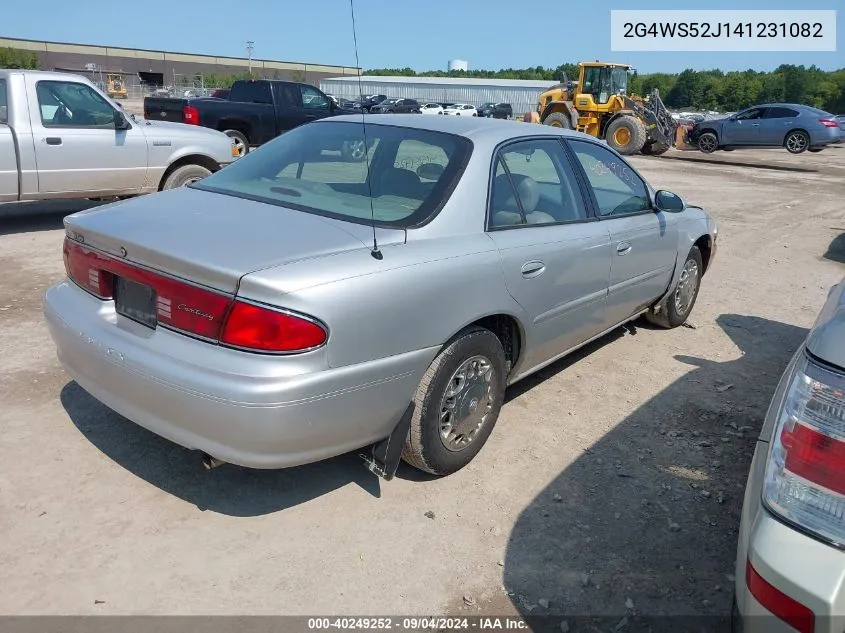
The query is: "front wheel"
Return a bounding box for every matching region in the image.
[646,245,704,329]
[401,327,506,476]
[785,130,810,154]
[161,164,212,190]
[697,132,718,154]
[605,115,647,155]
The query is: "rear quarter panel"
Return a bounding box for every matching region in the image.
[237,233,525,369]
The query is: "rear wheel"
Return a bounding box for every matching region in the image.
[161,164,212,190]
[401,327,506,476]
[646,246,703,329]
[784,130,809,154]
[641,141,670,156]
[223,129,249,157]
[542,112,572,129]
[697,132,718,154]
[605,115,647,155]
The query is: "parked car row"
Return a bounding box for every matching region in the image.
[347,94,514,119]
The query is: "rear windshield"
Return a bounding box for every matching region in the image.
[193,121,473,228]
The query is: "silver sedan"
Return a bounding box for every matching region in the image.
[44,115,717,479]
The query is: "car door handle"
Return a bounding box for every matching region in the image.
[616,241,632,256]
[750,123,760,127]
[304,114,316,120]
[44,137,62,145]
[520,261,546,278]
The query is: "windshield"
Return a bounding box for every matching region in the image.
[379,99,398,105]
[609,67,628,95]
[192,121,473,228]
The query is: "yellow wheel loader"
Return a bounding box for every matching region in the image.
[105,74,128,99]
[531,61,683,156]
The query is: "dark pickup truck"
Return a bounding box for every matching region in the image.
[143,79,358,157]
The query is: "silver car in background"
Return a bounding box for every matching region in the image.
[734,277,845,633]
[43,115,717,479]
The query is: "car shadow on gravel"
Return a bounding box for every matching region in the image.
[500,313,807,632]
[60,382,382,516]
[823,230,845,264]
[0,200,106,236]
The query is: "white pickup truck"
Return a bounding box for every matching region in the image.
[0,70,238,203]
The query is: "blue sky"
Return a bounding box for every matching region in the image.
[3,0,842,73]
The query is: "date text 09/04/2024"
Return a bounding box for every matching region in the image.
[307,617,529,630]
[622,22,823,39]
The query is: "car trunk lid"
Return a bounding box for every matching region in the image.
[63,186,400,295]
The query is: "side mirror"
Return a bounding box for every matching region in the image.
[654,190,686,213]
[113,109,131,130]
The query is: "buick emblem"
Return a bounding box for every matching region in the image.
[160,112,166,118]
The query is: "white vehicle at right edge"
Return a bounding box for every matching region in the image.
[734,274,845,633]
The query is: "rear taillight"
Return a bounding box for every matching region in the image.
[182,104,200,125]
[63,237,326,353]
[220,301,327,353]
[746,559,814,633]
[63,238,114,299]
[763,355,845,546]
[819,118,839,128]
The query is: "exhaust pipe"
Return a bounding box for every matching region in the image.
[202,453,226,470]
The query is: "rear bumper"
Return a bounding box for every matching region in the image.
[44,280,435,469]
[811,128,843,147]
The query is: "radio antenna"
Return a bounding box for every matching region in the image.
[349,0,382,260]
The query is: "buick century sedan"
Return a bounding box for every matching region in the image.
[44,115,717,479]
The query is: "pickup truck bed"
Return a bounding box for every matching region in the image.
[143,79,355,154]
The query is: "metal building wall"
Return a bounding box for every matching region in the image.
[319,78,554,116]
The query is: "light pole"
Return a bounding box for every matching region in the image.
[246,41,254,75]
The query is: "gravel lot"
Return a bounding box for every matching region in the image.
[1,145,844,626]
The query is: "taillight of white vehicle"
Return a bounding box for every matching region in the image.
[63,237,327,354]
[763,355,845,547]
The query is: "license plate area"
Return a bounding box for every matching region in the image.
[114,277,157,329]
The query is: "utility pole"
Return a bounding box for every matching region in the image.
[246,41,254,75]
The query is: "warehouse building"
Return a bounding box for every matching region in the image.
[0,36,359,95]
[319,75,559,116]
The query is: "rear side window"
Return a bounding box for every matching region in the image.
[0,79,7,123]
[765,107,799,118]
[193,121,472,228]
[229,81,272,104]
[568,139,650,216]
[489,138,588,228]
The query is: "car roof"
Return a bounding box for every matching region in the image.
[319,113,584,145]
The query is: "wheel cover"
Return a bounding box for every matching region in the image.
[231,137,246,157]
[181,176,203,187]
[674,259,700,316]
[787,133,807,152]
[439,355,495,452]
[613,126,631,146]
[699,135,717,152]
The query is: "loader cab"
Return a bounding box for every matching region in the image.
[576,63,631,109]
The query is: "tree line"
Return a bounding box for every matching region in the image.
[2,46,842,113]
[365,64,845,114]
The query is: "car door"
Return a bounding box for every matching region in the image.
[760,106,799,146]
[299,85,333,122]
[0,78,17,202]
[27,77,148,196]
[566,138,678,328]
[721,107,767,145]
[486,138,611,370]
